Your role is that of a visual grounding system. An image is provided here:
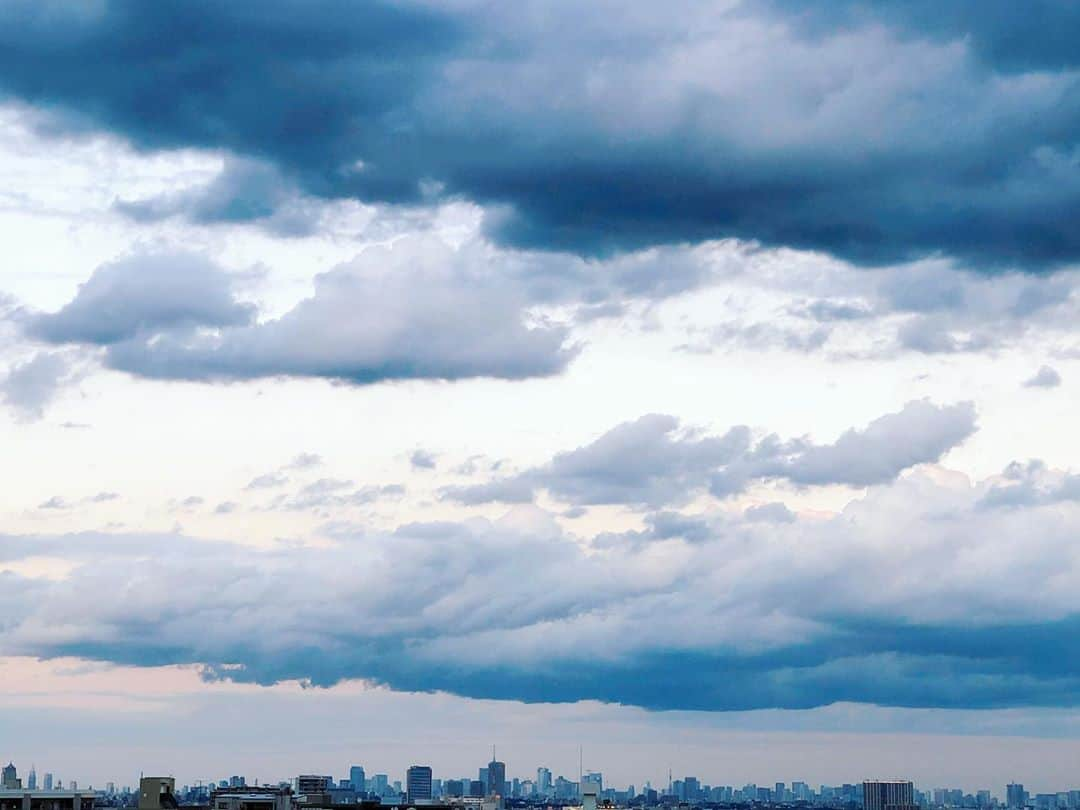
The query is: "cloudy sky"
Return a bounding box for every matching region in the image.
[2,0,1080,793]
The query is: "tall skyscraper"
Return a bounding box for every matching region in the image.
[684,777,700,802]
[1008,785,1028,809]
[44,773,54,791]
[28,768,37,790]
[349,767,365,793]
[406,767,433,803]
[2,763,18,789]
[486,762,506,798]
[537,768,552,797]
[864,781,916,810]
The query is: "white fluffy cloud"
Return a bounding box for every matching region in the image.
[444,401,976,508]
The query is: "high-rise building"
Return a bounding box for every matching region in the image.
[44,774,54,791]
[27,768,38,790]
[349,767,365,793]
[583,773,603,794]
[865,781,916,810]
[555,777,577,800]
[406,767,433,803]
[1009,786,1028,809]
[486,761,506,798]
[685,778,700,802]
[537,769,552,797]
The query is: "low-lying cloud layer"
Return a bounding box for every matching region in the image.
[4,457,1080,711]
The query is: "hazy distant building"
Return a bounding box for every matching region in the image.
[407,767,433,803]
[296,777,331,797]
[1009,786,1028,809]
[486,762,505,798]
[536,770,552,798]
[2,765,18,791]
[865,781,916,810]
[349,768,365,794]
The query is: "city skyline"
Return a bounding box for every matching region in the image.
[0,759,1058,805]
[2,0,1080,790]
[0,751,1071,801]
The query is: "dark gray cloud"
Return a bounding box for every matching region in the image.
[444,401,976,508]
[768,0,1080,73]
[6,465,1080,711]
[115,157,325,237]
[0,1,1077,269]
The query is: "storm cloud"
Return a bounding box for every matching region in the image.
[0,1,1077,269]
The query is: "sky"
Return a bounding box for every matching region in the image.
[2,0,1080,794]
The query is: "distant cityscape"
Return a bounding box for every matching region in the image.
[0,759,1069,810]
